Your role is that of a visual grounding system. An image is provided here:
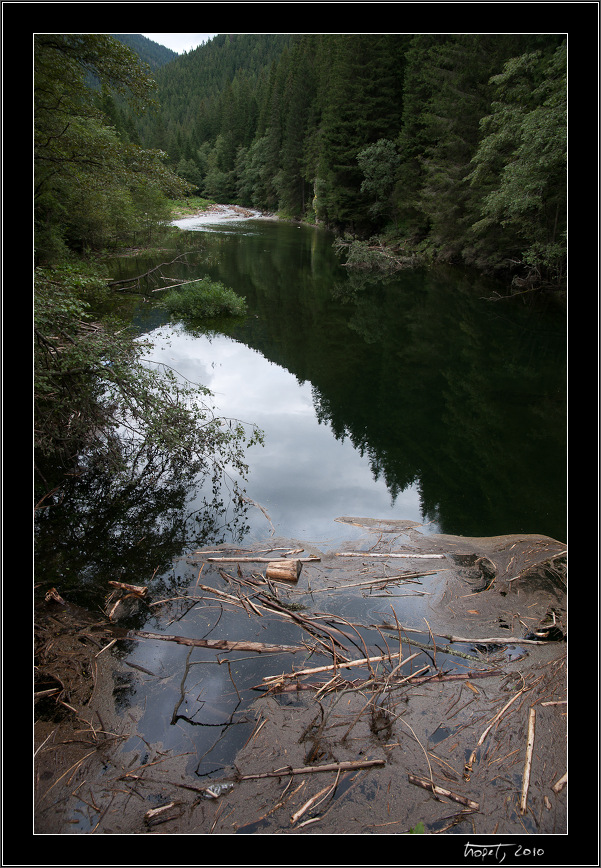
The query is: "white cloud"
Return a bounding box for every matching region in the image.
[142,33,216,54]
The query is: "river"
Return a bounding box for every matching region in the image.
[35,210,567,831]
[128,209,566,546]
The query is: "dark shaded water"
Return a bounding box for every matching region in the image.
[35,214,566,817]
[129,215,566,544]
[37,214,566,609]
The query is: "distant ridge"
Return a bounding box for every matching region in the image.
[111,33,178,70]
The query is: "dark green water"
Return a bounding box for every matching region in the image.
[36,216,567,612]
[136,216,567,544]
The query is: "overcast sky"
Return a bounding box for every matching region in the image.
[142,33,217,53]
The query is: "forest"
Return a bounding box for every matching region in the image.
[34,32,567,485]
[134,32,567,287]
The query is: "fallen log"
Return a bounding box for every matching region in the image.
[265,559,302,582]
[408,774,479,811]
[128,630,304,654]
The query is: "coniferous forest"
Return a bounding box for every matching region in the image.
[33,30,569,485]
[132,32,567,286]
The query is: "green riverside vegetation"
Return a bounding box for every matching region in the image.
[34,32,566,496]
[131,33,566,288]
[160,278,248,319]
[34,34,261,496]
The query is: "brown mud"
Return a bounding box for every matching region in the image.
[34,519,566,837]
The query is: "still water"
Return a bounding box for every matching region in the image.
[131,212,566,547]
[36,212,566,815]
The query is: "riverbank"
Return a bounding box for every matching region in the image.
[34,520,566,839]
[170,200,278,222]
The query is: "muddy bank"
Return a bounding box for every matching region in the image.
[34,519,566,839]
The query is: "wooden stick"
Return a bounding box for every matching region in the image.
[108,581,147,597]
[399,669,502,685]
[128,630,304,654]
[464,688,525,781]
[320,570,439,590]
[235,758,385,781]
[336,552,445,559]
[381,624,547,646]
[290,782,337,825]
[206,556,320,564]
[520,707,536,813]
[261,651,421,684]
[408,774,479,811]
[552,771,567,794]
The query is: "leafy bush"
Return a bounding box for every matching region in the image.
[160,277,247,319]
[34,265,261,489]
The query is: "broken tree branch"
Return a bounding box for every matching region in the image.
[261,650,421,686]
[206,556,320,564]
[127,630,304,654]
[408,774,479,811]
[235,758,385,781]
[520,707,536,814]
[336,552,445,559]
[464,688,525,781]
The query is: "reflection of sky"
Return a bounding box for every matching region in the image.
[145,327,425,546]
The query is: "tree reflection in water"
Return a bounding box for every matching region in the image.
[34,453,252,618]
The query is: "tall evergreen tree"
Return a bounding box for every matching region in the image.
[468,40,567,283]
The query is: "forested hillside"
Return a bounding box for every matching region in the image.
[129,33,566,287]
[33,31,568,478]
[111,33,178,70]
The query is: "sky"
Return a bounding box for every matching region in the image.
[142,33,217,54]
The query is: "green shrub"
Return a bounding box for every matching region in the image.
[160,277,247,319]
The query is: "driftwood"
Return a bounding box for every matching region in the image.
[206,556,320,564]
[107,252,192,292]
[336,551,445,559]
[379,622,547,646]
[408,774,479,811]
[265,559,303,582]
[398,669,502,685]
[44,587,66,605]
[144,802,181,826]
[128,630,304,654]
[234,758,385,781]
[321,570,439,591]
[108,581,147,597]
[464,688,526,781]
[261,650,421,686]
[520,707,536,814]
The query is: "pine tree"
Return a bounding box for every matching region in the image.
[468,41,566,283]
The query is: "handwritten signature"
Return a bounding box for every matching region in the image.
[464,843,544,863]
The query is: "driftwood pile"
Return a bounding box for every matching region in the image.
[35,529,567,835]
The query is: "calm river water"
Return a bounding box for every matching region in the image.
[35,211,566,818]
[133,212,566,546]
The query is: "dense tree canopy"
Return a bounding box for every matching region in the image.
[126,32,566,286]
[33,31,568,490]
[34,33,190,261]
[34,34,260,492]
